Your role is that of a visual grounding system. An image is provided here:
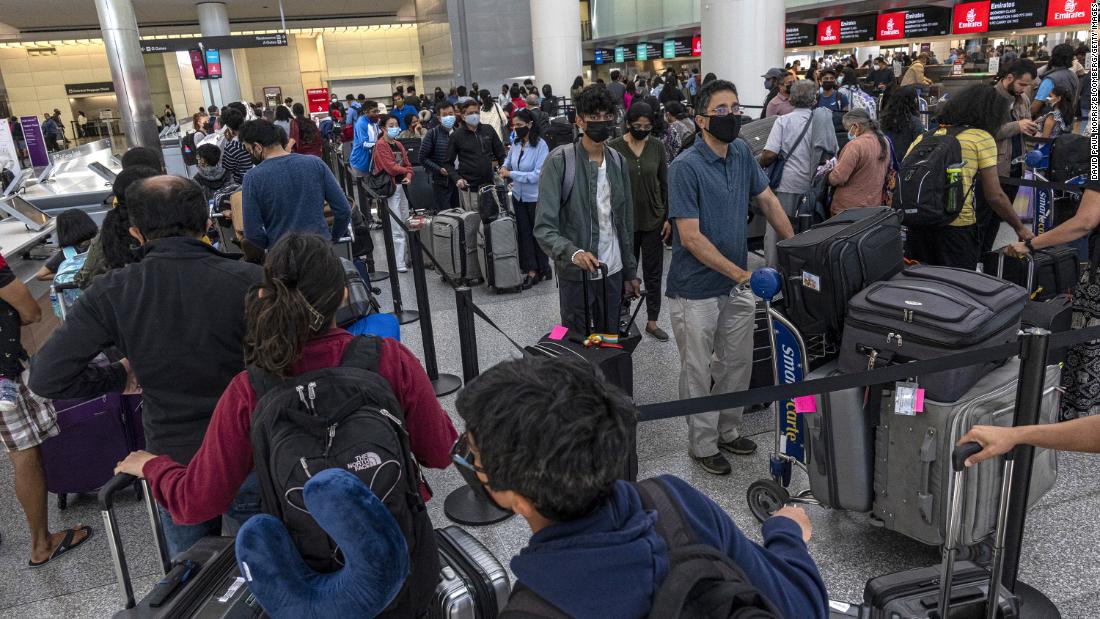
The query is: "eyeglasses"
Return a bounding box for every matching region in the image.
[451,432,485,475]
[705,105,743,118]
[582,114,616,123]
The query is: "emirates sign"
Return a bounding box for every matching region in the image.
[1047,0,1092,26]
[953,1,991,33]
[877,11,907,40]
[817,19,841,45]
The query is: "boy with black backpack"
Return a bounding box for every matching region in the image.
[455,356,828,619]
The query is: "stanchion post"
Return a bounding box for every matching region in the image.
[409,226,461,397]
[375,185,418,325]
[454,286,479,383]
[353,177,389,283]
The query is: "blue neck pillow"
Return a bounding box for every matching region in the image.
[236,468,410,619]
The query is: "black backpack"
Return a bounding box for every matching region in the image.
[181,132,198,166]
[1049,133,1088,182]
[543,118,577,151]
[502,478,781,618]
[248,336,438,616]
[894,127,969,227]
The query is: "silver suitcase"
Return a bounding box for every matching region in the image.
[806,362,875,512]
[873,361,1060,546]
[433,526,510,619]
[431,208,482,285]
[477,215,523,293]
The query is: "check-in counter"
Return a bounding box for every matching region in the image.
[18,139,121,213]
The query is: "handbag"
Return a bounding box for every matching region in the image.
[1062,237,1100,419]
[367,143,397,198]
[766,113,813,190]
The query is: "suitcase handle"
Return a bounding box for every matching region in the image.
[995,249,1036,293]
[99,473,173,610]
[952,442,983,472]
[98,472,137,512]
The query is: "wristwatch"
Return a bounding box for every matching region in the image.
[1024,239,1035,253]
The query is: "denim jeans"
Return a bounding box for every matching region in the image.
[158,473,262,559]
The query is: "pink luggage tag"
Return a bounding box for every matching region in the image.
[549,325,569,341]
[913,388,925,414]
[793,395,817,414]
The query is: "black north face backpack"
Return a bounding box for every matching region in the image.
[248,336,438,615]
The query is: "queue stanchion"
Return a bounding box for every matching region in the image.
[407,216,461,397]
[353,177,389,284]
[454,286,480,383]
[374,185,418,325]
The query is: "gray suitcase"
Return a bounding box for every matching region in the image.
[872,360,1060,547]
[432,208,482,285]
[840,265,1027,402]
[433,526,510,619]
[806,362,875,512]
[477,215,523,293]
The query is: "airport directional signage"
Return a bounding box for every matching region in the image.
[664,37,694,58]
[139,33,287,54]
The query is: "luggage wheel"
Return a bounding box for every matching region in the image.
[56,493,67,510]
[747,479,790,523]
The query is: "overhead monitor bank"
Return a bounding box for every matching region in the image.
[785,0,1092,48]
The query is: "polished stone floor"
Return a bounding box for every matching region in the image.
[1,229,1097,618]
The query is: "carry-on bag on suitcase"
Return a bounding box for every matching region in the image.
[982,245,1080,302]
[872,361,1060,547]
[41,394,133,510]
[839,265,1028,402]
[777,206,904,337]
[99,474,265,618]
[805,362,875,512]
[477,214,524,293]
[433,526,511,619]
[861,442,1021,618]
[432,208,482,285]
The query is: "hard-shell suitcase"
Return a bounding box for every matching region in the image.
[432,526,510,619]
[777,206,904,337]
[840,265,1027,402]
[432,208,482,285]
[99,474,265,618]
[982,245,1080,302]
[872,361,1060,547]
[805,362,875,512]
[477,215,523,293]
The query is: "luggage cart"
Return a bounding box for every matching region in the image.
[745,268,833,523]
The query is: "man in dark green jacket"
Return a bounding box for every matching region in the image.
[535,85,640,334]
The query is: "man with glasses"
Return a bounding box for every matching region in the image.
[535,85,641,333]
[667,79,794,476]
[450,356,827,618]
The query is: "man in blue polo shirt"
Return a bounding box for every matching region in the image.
[666,79,794,476]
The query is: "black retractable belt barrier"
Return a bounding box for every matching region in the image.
[454,287,480,384]
[369,182,418,325]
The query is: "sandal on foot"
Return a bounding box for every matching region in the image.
[28,526,93,568]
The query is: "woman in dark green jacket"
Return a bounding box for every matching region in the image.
[609,101,670,341]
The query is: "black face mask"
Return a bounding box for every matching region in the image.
[514,126,530,141]
[248,146,263,165]
[629,127,652,141]
[584,120,614,143]
[704,114,742,144]
[822,81,836,91]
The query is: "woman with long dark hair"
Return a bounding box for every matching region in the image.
[113,233,457,619]
[1037,85,1074,139]
[902,84,1032,268]
[272,105,292,138]
[879,85,924,167]
[500,109,550,289]
[288,102,323,157]
[570,76,585,102]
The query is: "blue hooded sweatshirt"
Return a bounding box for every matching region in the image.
[510,475,828,619]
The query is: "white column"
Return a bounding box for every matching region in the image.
[196,2,242,105]
[94,0,161,152]
[700,0,785,111]
[529,0,583,101]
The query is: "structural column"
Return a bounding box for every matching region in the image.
[530,0,582,101]
[94,0,161,152]
[700,0,785,112]
[196,2,243,105]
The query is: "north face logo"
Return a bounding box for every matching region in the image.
[347,452,382,472]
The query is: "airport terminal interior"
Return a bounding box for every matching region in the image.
[0,0,1097,617]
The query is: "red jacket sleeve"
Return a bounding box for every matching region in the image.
[376,338,457,469]
[142,372,257,525]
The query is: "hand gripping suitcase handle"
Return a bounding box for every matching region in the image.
[581,263,610,335]
[952,442,983,472]
[997,249,1036,293]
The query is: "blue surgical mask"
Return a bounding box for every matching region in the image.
[387,127,401,139]
[441,115,456,129]
[847,130,858,142]
[465,114,480,127]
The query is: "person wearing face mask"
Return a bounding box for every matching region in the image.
[239,120,351,251]
[349,99,381,182]
[420,101,460,213]
[390,93,417,131]
[765,72,797,118]
[867,57,894,94]
[609,102,670,341]
[827,109,891,215]
[191,144,235,201]
[760,68,787,120]
[373,114,416,272]
[500,110,551,289]
[814,68,849,113]
[1036,85,1073,139]
[666,79,793,475]
[444,99,506,212]
[218,107,254,184]
[534,84,641,334]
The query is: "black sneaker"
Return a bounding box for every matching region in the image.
[645,325,670,342]
[718,436,758,456]
[691,452,732,475]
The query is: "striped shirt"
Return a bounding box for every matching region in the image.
[907,127,998,227]
[222,138,254,184]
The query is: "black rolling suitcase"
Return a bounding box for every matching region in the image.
[432,526,511,619]
[777,207,903,338]
[981,246,1079,302]
[858,443,1020,619]
[99,474,265,618]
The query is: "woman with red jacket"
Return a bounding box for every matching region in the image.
[373,113,415,272]
[114,233,457,553]
[288,103,324,158]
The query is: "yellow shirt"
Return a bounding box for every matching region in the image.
[906,127,998,227]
